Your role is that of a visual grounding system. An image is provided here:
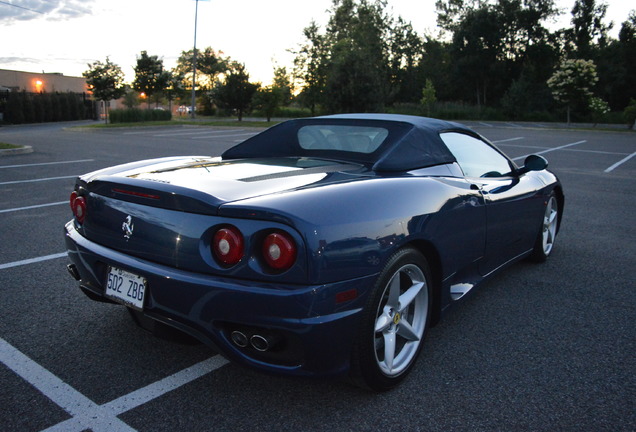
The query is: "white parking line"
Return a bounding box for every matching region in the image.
[0,159,94,169]
[492,137,524,143]
[0,338,136,432]
[605,151,636,173]
[0,252,67,270]
[0,337,228,432]
[0,201,67,214]
[152,129,245,137]
[498,143,550,150]
[191,132,259,140]
[500,143,628,156]
[0,175,77,185]
[512,140,586,161]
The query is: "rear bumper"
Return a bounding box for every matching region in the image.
[64,221,375,377]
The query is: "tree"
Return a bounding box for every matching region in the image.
[83,57,126,123]
[163,70,186,113]
[121,85,141,109]
[420,79,437,116]
[253,86,283,122]
[547,58,598,124]
[174,47,229,90]
[388,17,424,103]
[252,66,293,122]
[597,12,636,111]
[450,4,503,107]
[323,0,391,112]
[416,37,454,102]
[272,66,293,106]
[442,0,560,108]
[293,21,329,115]
[212,63,259,121]
[588,96,609,125]
[132,51,169,108]
[624,98,636,129]
[567,0,613,58]
[294,1,425,113]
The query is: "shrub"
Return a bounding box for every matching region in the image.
[109,108,172,123]
[624,99,636,128]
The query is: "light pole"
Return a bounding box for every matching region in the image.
[190,0,199,119]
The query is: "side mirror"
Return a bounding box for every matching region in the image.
[518,154,548,174]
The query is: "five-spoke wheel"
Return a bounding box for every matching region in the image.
[531,192,560,262]
[351,248,431,391]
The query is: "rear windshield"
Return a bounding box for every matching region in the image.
[297,125,389,154]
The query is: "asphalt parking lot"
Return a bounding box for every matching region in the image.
[0,120,634,431]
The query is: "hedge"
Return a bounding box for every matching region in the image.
[108,108,172,123]
[0,91,94,124]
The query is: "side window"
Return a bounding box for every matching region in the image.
[440,132,513,178]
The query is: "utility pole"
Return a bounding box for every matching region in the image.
[190,0,199,119]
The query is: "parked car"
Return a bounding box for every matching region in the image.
[177,105,195,114]
[65,114,563,390]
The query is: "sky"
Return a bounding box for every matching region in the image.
[0,0,633,85]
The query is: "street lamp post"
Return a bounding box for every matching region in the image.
[191,0,199,119]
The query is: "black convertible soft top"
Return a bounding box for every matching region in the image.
[222,114,474,172]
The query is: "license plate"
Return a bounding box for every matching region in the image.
[105,266,147,310]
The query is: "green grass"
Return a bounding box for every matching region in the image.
[0,142,21,149]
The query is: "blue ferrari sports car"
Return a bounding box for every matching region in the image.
[65,114,563,390]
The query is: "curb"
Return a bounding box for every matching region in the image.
[0,145,33,156]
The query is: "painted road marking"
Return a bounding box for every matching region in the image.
[0,338,136,432]
[0,159,94,169]
[0,338,228,432]
[0,175,77,186]
[0,253,67,270]
[492,137,524,143]
[511,140,587,161]
[605,152,636,173]
[0,201,67,214]
[499,143,630,157]
[191,132,259,140]
[152,129,245,137]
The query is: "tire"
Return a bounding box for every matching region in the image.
[350,248,432,391]
[530,192,559,262]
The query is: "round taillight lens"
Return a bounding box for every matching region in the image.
[262,231,296,271]
[71,194,87,224]
[69,191,78,210]
[213,226,244,266]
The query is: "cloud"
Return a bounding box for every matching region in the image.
[0,0,95,22]
[0,56,40,64]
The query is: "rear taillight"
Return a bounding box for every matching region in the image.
[70,191,87,224]
[262,231,297,271]
[69,191,78,209]
[213,226,244,266]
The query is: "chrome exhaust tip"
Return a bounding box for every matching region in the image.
[250,334,270,352]
[230,330,249,347]
[66,263,81,281]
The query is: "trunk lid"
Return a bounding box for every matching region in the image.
[76,156,361,270]
[81,156,359,214]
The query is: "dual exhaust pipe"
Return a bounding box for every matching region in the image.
[230,330,280,352]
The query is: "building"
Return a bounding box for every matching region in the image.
[0,68,88,93]
[0,69,96,123]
